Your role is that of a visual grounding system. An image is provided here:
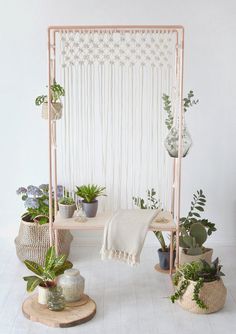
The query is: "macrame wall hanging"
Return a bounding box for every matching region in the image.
[52,27,183,213]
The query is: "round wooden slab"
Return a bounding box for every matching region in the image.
[22,293,96,328]
[154,263,176,274]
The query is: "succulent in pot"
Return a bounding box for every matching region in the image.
[170,258,227,314]
[133,189,175,271]
[35,80,65,120]
[23,246,73,304]
[179,189,216,265]
[75,184,106,217]
[163,90,199,158]
[58,196,76,219]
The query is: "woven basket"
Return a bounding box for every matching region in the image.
[15,218,73,265]
[177,278,227,314]
[41,102,62,120]
[179,248,213,265]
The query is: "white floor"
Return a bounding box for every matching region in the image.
[1,236,236,334]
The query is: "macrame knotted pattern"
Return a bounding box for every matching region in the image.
[56,29,180,212]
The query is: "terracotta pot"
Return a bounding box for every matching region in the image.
[177,278,227,314]
[41,102,62,120]
[179,248,213,265]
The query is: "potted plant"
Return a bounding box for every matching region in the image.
[35,80,65,120]
[179,190,216,265]
[15,184,73,265]
[170,258,227,314]
[133,189,175,271]
[75,184,106,217]
[58,196,76,219]
[163,90,199,157]
[23,246,73,304]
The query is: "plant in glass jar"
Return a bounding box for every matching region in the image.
[163,90,199,158]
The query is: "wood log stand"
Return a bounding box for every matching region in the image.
[22,293,96,328]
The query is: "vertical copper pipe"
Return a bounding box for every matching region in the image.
[48,28,53,246]
[175,28,185,268]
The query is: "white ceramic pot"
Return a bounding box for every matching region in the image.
[58,269,85,302]
[179,248,213,265]
[38,285,50,305]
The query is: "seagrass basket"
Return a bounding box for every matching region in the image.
[15,218,73,265]
[177,278,227,314]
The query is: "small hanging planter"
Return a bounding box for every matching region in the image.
[41,102,62,120]
[35,81,65,121]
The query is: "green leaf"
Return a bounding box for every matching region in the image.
[23,276,43,292]
[195,206,204,211]
[45,246,56,270]
[24,260,44,276]
[54,261,73,276]
[53,254,67,269]
[192,212,201,217]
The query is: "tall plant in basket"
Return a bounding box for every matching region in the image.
[15,184,73,265]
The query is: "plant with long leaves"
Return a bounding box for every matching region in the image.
[163,90,199,130]
[76,184,106,203]
[35,80,65,106]
[133,189,168,252]
[170,258,225,309]
[23,246,73,292]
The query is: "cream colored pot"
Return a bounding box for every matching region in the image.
[38,285,50,305]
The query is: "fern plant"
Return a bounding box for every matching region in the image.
[163,90,199,130]
[23,246,73,291]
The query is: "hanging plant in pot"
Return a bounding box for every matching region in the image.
[15,184,73,265]
[163,90,199,158]
[179,189,217,265]
[170,258,227,314]
[75,184,106,218]
[35,80,65,120]
[58,196,76,219]
[23,246,73,305]
[133,189,176,271]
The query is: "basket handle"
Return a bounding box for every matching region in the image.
[33,215,49,224]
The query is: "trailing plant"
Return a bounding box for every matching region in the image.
[76,184,106,203]
[133,189,168,252]
[58,197,75,205]
[23,246,73,292]
[163,90,199,130]
[16,184,64,225]
[179,190,216,255]
[35,80,65,106]
[170,258,225,310]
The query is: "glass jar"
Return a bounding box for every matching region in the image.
[47,286,65,311]
[57,269,85,302]
[164,125,192,158]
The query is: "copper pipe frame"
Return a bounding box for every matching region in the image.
[47,25,184,267]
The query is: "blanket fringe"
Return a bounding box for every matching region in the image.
[100,248,140,266]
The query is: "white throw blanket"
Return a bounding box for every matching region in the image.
[100,209,158,265]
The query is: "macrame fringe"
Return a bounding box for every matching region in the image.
[100,248,139,266]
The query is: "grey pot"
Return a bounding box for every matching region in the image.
[58,203,76,219]
[82,200,98,218]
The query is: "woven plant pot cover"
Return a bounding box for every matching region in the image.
[15,219,73,265]
[179,248,213,265]
[41,102,62,120]
[177,279,227,314]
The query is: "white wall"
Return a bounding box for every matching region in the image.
[0,0,235,244]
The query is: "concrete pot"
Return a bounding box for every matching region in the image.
[58,203,76,219]
[82,200,98,218]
